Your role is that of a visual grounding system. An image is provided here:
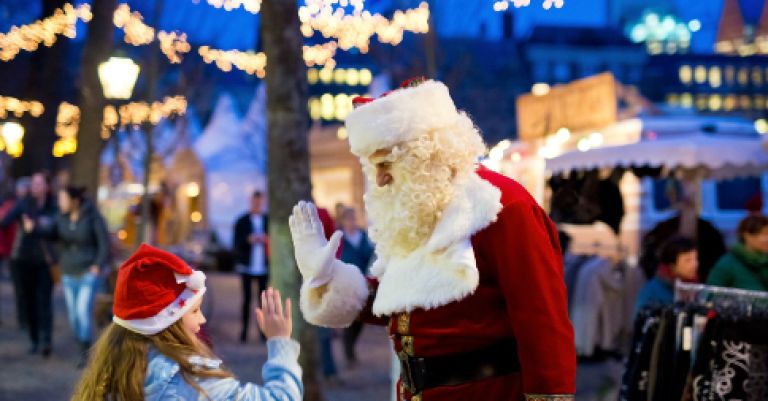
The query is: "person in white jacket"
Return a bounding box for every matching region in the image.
[70,244,302,401]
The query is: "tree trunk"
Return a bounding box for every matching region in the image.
[261,1,322,400]
[14,0,68,178]
[69,0,117,197]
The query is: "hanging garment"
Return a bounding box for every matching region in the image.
[620,308,662,401]
[571,256,624,356]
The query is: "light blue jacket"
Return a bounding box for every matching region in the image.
[144,338,303,401]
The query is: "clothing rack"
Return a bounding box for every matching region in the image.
[675,282,768,317]
[674,281,768,302]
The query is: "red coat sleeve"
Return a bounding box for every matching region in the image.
[481,201,576,394]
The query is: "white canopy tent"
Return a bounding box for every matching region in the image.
[547,132,768,180]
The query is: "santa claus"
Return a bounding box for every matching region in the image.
[289,78,576,401]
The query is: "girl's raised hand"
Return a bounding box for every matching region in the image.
[255,288,292,339]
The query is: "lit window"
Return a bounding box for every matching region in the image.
[708,94,722,111]
[724,95,737,111]
[346,69,359,86]
[319,67,333,84]
[679,65,692,84]
[359,69,373,86]
[320,93,334,120]
[695,94,707,109]
[694,65,707,83]
[666,93,680,104]
[725,66,735,85]
[308,97,322,120]
[738,67,749,86]
[708,66,722,88]
[755,95,765,110]
[334,68,346,85]
[739,95,751,109]
[680,93,693,108]
[334,94,350,120]
[752,67,763,86]
[307,68,319,85]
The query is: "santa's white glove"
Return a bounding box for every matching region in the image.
[289,201,343,288]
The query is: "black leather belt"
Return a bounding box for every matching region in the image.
[397,340,521,395]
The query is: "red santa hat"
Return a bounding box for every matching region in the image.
[346,77,462,158]
[112,244,207,335]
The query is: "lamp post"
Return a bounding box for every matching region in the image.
[98,56,147,245]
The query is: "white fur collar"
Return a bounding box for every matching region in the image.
[370,171,503,316]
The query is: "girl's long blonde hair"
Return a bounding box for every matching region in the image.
[71,322,232,401]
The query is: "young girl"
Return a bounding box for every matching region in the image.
[71,244,302,401]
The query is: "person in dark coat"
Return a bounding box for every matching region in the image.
[639,214,726,282]
[636,237,698,313]
[707,215,768,291]
[50,186,110,367]
[337,207,374,366]
[0,172,57,356]
[0,178,28,327]
[232,190,269,343]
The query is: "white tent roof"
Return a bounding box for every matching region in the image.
[547,133,768,179]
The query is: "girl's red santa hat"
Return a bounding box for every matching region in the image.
[112,244,207,335]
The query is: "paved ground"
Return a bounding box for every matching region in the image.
[0,271,392,401]
[0,267,622,401]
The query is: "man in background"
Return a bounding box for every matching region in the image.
[232,191,269,343]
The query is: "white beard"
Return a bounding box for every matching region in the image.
[363,160,454,260]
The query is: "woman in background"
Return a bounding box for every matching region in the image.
[53,186,110,367]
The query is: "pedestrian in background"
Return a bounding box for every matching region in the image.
[0,172,57,356]
[708,215,768,291]
[1,177,29,329]
[51,186,110,367]
[0,179,20,326]
[232,190,269,343]
[636,236,698,313]
[337,207,374,366]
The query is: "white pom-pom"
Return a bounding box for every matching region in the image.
[186,270,206,290]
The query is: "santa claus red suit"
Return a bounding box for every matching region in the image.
[289,78,576,401]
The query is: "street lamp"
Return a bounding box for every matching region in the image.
[1,121,25,158]
[98,55,147,246]
[98,56,140,100]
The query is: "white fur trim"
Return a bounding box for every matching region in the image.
[370,171,502,315]
[345,80,460,158]
[176,270,206,291]
[372,239,478,315]
[300,261,369,328]
[113,287,206,335]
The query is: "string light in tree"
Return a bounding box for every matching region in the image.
[303,41,338,68]
[298,1,429,53]
[0,96,44,119]
[493,0,563,11]
[54,97,187,157]
[199,46,267,77]
[116,96,187,127]
[53,102,79,157]
[204,0,262,14]
[113,3,155,45]
[158,31,191,63]
[0,3,92,61]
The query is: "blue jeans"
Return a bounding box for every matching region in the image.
[61,273,101,343]
[317,327,338,377]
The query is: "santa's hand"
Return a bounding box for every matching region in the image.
[289,201,342,288]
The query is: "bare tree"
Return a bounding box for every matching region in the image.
[69,0,117,196]
[14,0,68,178]
[261,0,323,400]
